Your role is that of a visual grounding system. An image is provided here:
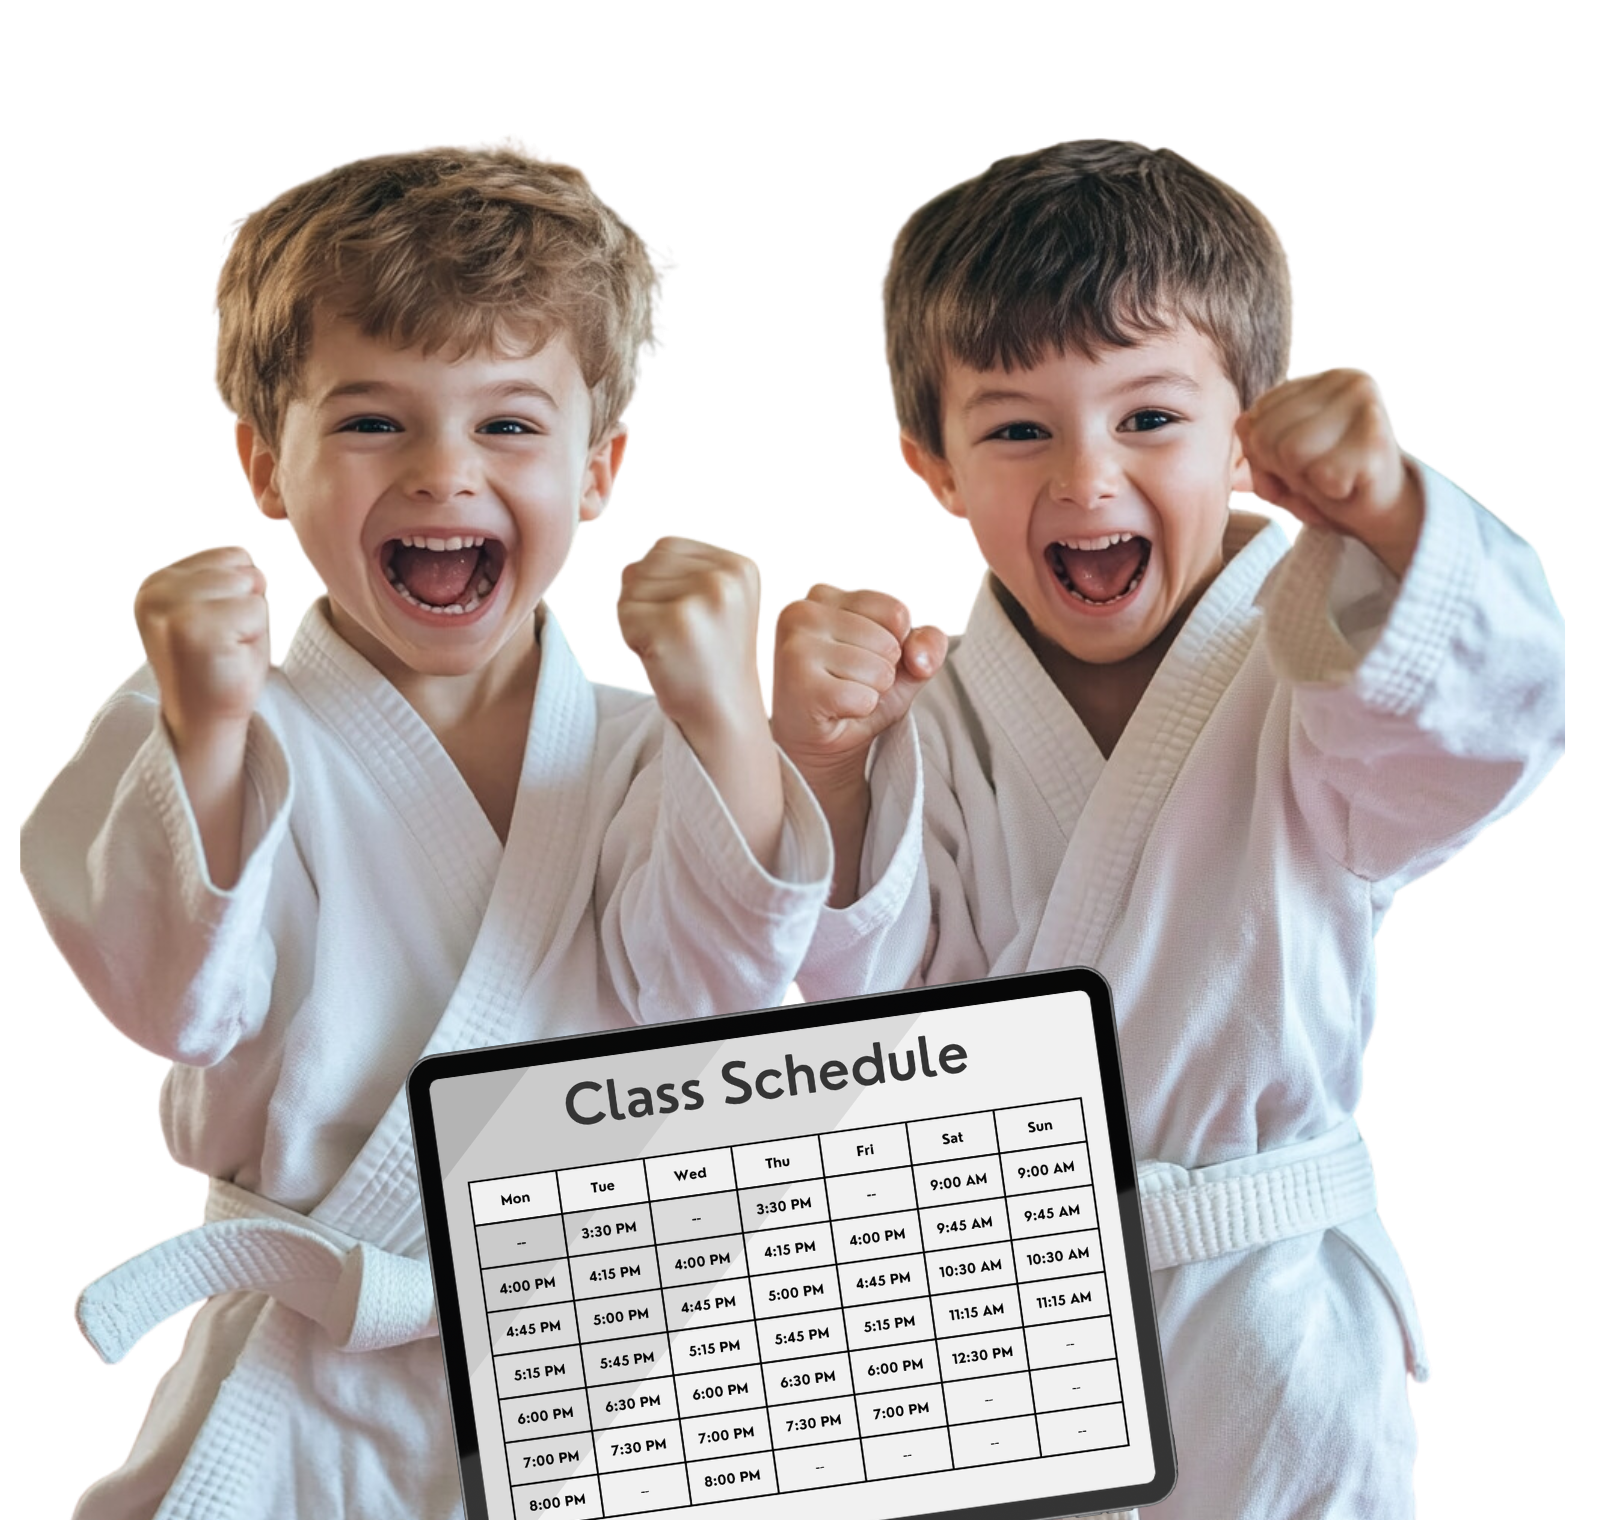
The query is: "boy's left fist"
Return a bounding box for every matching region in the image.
[1236,369,1424,575]
[619,537,767,740]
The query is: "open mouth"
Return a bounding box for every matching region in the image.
[381,534,507,615]
[1046,532,1151,606]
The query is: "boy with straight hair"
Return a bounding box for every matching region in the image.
[24,147,831,1519]
[773,140,1564,1515]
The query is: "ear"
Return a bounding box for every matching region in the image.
[900,433,966,518]
[236,420,286,521]
[1229,423,1254,495]
[579,427,628,523]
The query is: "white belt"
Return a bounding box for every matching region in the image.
[76,1178,438,1364]
[1138,1120,1377,1270]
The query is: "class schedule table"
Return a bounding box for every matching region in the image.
[470,1098,1128,1517]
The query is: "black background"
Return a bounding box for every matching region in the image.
[31,127,1559,1508]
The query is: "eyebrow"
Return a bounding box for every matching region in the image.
[960,370,1204,413]
[314,379,562,409]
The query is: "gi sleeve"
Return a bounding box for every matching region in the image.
[1256,460,1565,885]
[21,671,292,1064]
[597,719,834,1020]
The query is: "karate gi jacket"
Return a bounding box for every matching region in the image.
[799,464,1564,1519]
[23,604,833,1520]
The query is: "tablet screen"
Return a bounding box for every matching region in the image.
[411,971,1173,1520]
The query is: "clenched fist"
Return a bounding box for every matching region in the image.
[1236,369,1424,576]
[773,586,946,791]
[135,547,270,757]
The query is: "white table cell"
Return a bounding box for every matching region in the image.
[472,1171,561,1225]
[907,1111,998,1164]
[925,1240,1016,1295]
[942,1370,1034,1425]
[1014,1229,1102,1281]
[760,1307,846,1361]
[850,1341,939,1393]
[663,1278,753,1332]
[740,1178,829,1231]
[997,1099,1086,1152]
[1025,1317,1116,1370]
[1010,1186,1096,1239]
[579,1290,666,1343]
[585,1333,674,1385]
[595,1420,684,1473]
[949,1413,1040,1468]
[484,1258,573,1311]
[675,1365,768,1417]
[598,1461,689,1516]
[502,1388,592,1442]
[651,1193,741,1246]
[731,1134,823,1188]
[859,1425,953,1481]
[839,1255,926,1307]
[751,1265,839,1318]
[825,1166,917,1221]
[821,1125,911,1176]
[1020,1273,1107,1327]
[769,1395,857,1448]
[837,1210,923,1261]
[507,1429,597,1484]
[497,1347,585,1399]
[560,1161,650,1214]
[658,1236,747,1290]
[939,1327,1029,1382]
[857,1381,946,1435]
[913,1154,1004,1208]
[568,1204,655,1255]
[1031,1358,1121,1413]
[1002,1142,1091,1195]
[490,1302,579,1351]
[921,1196,1009,1251]
[932,1282,1021,1338]
[1037,1400,1128,1455]
[686,1452,776,1504]
[512,1475,601,1519]
[478,1215,567,1270]
[573,1248,660,1300]
[746,1221,835,1275]
[681,1407,772,1459]
[774,1438,865,1491]
[644,1150,735,1199]
[669,1320,760,1374]
[766,1351,855,1404]
[591,1378,678,1429]
[845,1297,934,1351]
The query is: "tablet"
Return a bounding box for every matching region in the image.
[409,969,1174,1520]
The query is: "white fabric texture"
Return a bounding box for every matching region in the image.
[800,464,1564,1519]
[23,604,833,1520]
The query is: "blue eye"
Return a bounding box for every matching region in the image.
[339,416,400,433]
[1121,410,1175,433]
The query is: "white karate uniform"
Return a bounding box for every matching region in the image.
[800,465,1564,1518]
[23,604,833,1520]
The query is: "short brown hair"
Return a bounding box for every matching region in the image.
[217,146,657,447]
[886,140,1290,455]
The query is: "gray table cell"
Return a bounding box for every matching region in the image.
[482,1257,572,1310]
[658,1235,748,1289]
[489,1301,578,1351]
[825,1166,916,1221]
[579,1288,667,1342]
[650,1191,741,1245]
[476,1213,565,1270]
[573,1246,660,1300]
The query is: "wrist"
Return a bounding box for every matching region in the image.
[1352,458,1425,578]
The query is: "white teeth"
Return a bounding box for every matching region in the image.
[1058,530,1136,552]
[399,533,489,551]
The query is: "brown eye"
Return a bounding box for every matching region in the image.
[340,416,400,433]
[990,422,1048,442]
[1120,410,1175,433]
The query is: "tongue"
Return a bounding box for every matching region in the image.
[1056,539,1147,602]
[393,545,481,608]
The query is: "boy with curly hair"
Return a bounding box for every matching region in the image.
[25,147,831,1519]
[773,140,1563,1516]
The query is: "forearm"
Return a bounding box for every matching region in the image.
[678,708,786,872]
[170,716,252,890]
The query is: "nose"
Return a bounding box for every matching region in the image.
[400,430,480,503]
[1050,430,1120,509]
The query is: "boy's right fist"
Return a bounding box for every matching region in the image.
[773,586,946,788]
[135,547,270,755]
